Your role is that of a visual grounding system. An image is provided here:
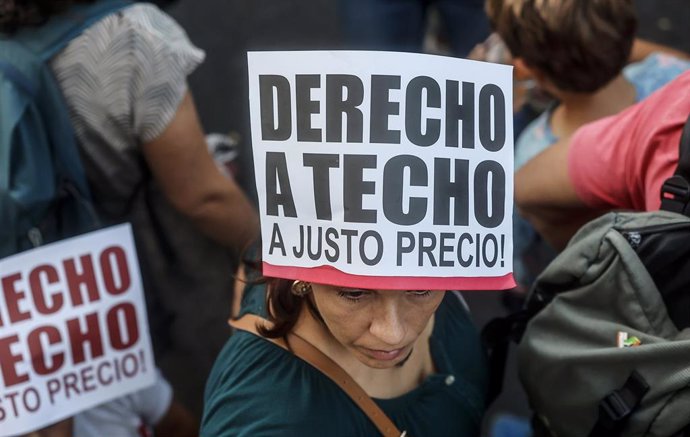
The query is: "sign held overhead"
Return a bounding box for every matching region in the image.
[249,51,515,290]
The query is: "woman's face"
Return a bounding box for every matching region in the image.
[309,284,445,369]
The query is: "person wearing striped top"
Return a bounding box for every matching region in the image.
[2,0,259,430]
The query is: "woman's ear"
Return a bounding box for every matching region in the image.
[513,57,555,93]
[513,57,535,81]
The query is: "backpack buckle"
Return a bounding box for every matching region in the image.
[661,175,690,214]
[589,371,649,437]
[600,391,634,423]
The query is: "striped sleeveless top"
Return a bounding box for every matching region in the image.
[49,3,204,217]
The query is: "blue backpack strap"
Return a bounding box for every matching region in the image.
[12,0,133,60]
[0,0,131,199]
[0,0,133,98]
[0,1,131,255]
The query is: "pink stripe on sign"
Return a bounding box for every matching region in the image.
[262,263,515,291]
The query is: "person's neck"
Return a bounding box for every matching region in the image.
[292,305,436,399]
[550,74,636,140]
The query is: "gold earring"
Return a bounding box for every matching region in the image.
[291,280,312,296]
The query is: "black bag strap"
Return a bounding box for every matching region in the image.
[588,371,650,437]
[481,289,548,404]
[230,314,406,437]
[660,115,690,214]
[482,309,529,404]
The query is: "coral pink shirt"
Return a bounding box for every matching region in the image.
[568,71,690,211]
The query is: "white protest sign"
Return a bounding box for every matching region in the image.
[249,51,514,290]
[0,224,155,436]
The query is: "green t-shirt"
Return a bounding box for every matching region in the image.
[201,286,488,436]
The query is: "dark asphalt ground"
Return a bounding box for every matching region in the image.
[162,0,690,433]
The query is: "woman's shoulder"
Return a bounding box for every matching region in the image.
[202,331,372,436]
[82,4,199,51]
[202,332,299,436]
[50,3,205,151]
[204,330,290,390]
[55,3,203,69]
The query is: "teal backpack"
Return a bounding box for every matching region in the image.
[0,0,130,259]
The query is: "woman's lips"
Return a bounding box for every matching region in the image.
[361,347,405,361]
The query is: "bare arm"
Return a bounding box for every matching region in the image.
[143,91,259,252]
[515,138,605,250]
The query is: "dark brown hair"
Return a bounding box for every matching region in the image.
[257,277,302,338]
[241,257,322,339]
[486,0,637,93]
[0,0,94,33]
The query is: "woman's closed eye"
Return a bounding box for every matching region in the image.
[336,289,371,302]
[336,289,433,302]
[406,290,432,298]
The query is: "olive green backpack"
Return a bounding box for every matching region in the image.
[484,115,690,437]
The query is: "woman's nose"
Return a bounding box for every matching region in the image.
[369,302,406,346]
